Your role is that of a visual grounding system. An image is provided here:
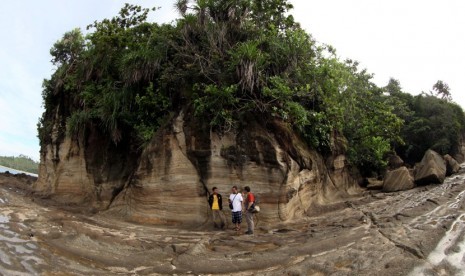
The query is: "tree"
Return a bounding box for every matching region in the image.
[42,2,461,178]
[432,80,452,102]
[385,80,465,163]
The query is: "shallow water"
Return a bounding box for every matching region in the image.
[0,210,43,275]
[0,165,37,177]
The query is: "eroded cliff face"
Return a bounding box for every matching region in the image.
[35,112,361,226]
[34,114,139,210]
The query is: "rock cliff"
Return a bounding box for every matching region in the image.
[34,112,361,226]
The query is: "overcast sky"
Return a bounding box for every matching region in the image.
[0,0,464,161]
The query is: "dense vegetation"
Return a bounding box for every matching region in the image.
[385,79,465,164]
[38,0,465,176]
[0,155,39,174]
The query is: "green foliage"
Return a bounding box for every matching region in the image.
[50,28,85,66]
[133,82,172,143]
[38,1,465,177]
[310,58,403,173]
[384,79,465,163]
[193,84,239,132]
[39,4,172,146]
[0,155,39,174]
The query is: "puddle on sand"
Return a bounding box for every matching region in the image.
[0,212,44,275]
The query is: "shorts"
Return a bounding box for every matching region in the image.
[232,211,242,224]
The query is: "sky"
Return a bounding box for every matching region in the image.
[0,0,464,162]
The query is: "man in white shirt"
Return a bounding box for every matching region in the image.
[229,186,243,231]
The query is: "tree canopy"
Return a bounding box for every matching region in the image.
[38,1,465,176]
[385,79,465,163]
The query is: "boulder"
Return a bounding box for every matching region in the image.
[386,153,404,170]
[414,150,446,185]
[383,167,415,192]
[444,154,460,176]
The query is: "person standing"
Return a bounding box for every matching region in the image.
[229,186,243,231]
[243,186,255,235]
[208,187,226,229]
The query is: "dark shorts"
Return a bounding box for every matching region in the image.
[232,211,242,224]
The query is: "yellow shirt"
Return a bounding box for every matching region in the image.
[212,194,220,210]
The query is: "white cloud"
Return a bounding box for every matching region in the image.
[291,0,465,107]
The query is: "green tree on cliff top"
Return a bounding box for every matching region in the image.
[39,1,464,176]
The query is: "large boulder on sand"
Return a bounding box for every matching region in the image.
[414,150,446,185]
[444,154,460,176]
[383,167,414,192]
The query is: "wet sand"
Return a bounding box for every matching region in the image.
[1,167,465,275]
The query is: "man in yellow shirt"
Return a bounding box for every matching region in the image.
[208,187,226,229]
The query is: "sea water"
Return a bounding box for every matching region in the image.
[0,165,38,177]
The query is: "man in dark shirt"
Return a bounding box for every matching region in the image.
[208,187,226,229]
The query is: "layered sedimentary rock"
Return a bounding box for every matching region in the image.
[414,149,446,185]
[35,112,361,226]
[34,136,95,204]
[34,115,139,209]
[383,166,414,192]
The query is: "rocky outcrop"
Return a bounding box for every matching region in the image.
[444,154,460,176]
[109,114,361,225]
[36,112,361,226]
[383,167,415,192]
[34,118,140,209]
[414,150,446,185]
[34,136,96,204]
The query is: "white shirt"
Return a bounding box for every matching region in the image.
[229,193,243,212]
